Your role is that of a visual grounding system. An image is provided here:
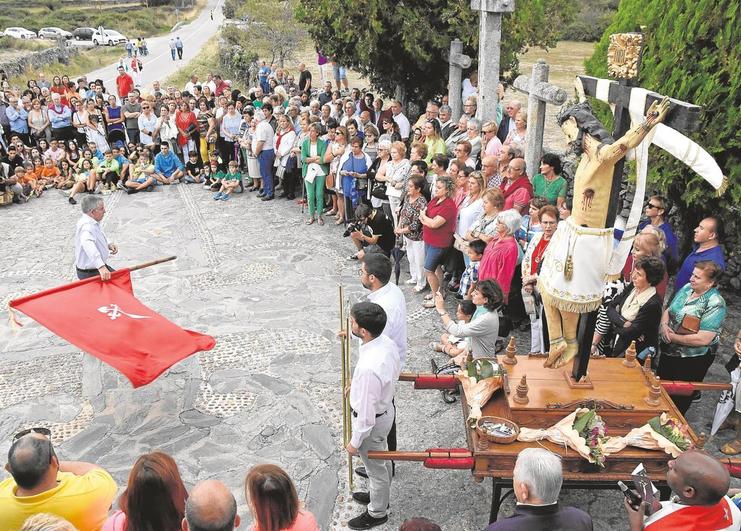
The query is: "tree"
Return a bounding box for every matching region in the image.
[585,0,740,282]
[229,0,309,66]
[295,0,575,104]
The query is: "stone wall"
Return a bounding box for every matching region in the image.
[0,45,78,79]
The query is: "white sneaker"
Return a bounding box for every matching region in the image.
[405,279,416,285]
[94,183,103,194]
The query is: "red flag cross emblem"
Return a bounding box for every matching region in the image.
[9,269,215,388]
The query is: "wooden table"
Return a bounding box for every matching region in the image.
[464,355,695,522]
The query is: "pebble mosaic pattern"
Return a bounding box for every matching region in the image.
[0,353,83,409]
[17,401,95,444]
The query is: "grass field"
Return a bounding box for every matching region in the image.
[0,0,204,39]
[0,36,54,52]
[8,47,123,88]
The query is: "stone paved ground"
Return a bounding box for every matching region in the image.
[0,185,738,530]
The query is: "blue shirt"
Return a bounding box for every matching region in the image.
[5,106,28,133]
[48,104,72,129]
[675,245,726,291]
[154,151,184,176]
[258,66,270,82]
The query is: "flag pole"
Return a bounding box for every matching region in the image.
[128,256,177,272]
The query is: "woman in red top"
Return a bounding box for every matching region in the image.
[175,100,198,160]
[420,175,457,307]
[478,208,522,302]
[50,76,67,103]
[521,205,558,353]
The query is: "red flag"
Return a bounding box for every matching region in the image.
[9,269,215,388]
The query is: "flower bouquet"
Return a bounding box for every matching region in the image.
[457,358,504,427]
[518,408,609,467]
[603,413,692,458]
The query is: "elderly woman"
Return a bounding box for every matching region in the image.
[598,256,666,358]
[504,110,528,150]
[420,175,457,307]
[657,260,727,414]
[394,174,428,291]
[478,209,521,303]
[337,135,371,220]
[324,125,349,223]
[521,205,558,353]
[466,189,504,244]
[465,118,482,161]
[434,279,503,362]
[445,115,469,156]
[273,114,297,196]
[367,138,391,210]
[382,141,411,226]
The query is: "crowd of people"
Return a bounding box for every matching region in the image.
[1,59,739,530]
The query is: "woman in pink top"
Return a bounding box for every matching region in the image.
[103,452,187,531]
[245,464,319,531]
[478,209,522,302]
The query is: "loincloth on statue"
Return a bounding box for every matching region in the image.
[537,217,614,314]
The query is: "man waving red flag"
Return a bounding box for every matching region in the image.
[10,269,215,388]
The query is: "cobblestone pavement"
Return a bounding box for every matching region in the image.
[0,185,738,530]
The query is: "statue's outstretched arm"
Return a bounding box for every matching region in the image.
[598,98,670,163]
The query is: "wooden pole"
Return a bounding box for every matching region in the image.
[128,256,177,272]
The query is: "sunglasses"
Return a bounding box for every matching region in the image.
[647,203,661,209]
[13,427,51,442]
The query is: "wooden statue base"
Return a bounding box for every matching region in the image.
[464,355,697,481]
[563,369,594,389]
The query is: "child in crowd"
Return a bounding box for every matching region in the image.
[184,151,204,184]
[208,160,224,191]
[458,239,486,300]
[68,159,95,205]
[97,150,120,192]
[44,139,65,165]
[37,157,61,189]
[58,160,75,189]
[431,299,476,364]
[213,160,241,201]
[125,150,156,194]
[20,162,45,197]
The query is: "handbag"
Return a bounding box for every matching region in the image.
[497,306,513,338]
[675,314,701,335]
[325,171,335,189]
[371,181,387,200]
[453,235,469,253]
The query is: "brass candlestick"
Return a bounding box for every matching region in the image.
[502,336,517,365]
[513,375,529,404]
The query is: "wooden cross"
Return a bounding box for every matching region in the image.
[571,33,702,383]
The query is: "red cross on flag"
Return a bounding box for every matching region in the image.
[9,269,215,388]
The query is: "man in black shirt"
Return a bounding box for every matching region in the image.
[349,204,396,260]
[298,63,312,92]
[317,80,333,107]
[1,145,24,172]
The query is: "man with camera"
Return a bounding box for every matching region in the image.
[347,203,395,261]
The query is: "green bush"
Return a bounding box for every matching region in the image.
[560,0,618,42]
[585,0,740,285]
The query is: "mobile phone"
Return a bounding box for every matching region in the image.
[618,480,643,508]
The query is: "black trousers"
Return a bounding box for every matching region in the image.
[76,264,114,280]
[657,351,715,414]
[52,126,76,143]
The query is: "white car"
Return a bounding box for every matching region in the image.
[38,27,73,40]
[92,29,126,46]
[4,27,37,39]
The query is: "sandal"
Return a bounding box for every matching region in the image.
[306,218,315,225]
[424,293,434,301]
[335,218,345,225]
[720,439,741,455]
[429,342,445,353]
[318,217,325,226]
[423,299,436,309]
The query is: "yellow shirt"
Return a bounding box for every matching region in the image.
[0,469,117,531]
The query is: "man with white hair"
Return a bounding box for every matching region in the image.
[497,99,522,143]
[74,195,118,281]
[485,448,593,530]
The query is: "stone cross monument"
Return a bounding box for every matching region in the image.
[448,39,472,121]
[512,59,568,178]
[471,0,515,123]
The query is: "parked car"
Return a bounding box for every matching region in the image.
[38,27,73,40]
[4,27,37,39]
[73,27,96,41]
[91,29,126,46]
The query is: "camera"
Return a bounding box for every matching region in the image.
[343,221,369,238]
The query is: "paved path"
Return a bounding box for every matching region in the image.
[84,0,225,91]
[0,185,738,529]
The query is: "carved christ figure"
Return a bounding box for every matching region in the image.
[538,97,669,369]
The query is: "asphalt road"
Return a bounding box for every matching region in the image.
[84,0,224,92]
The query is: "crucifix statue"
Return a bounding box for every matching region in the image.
[536,32,726,383]
[471,0,515,123]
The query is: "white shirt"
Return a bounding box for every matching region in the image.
[184,81,199,94]
[253,120,275,151]
[137,112,158,145]
[350,334,400,449]
[393,112,411,140]
[74,214,109,269]
[456,197,484,237]
[368,282,407,366]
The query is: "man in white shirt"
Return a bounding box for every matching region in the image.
[252,103,276,200]
[390,100,410,142]
[346,301,400,530]
[74,195,117,280]
[184,73,199,95]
